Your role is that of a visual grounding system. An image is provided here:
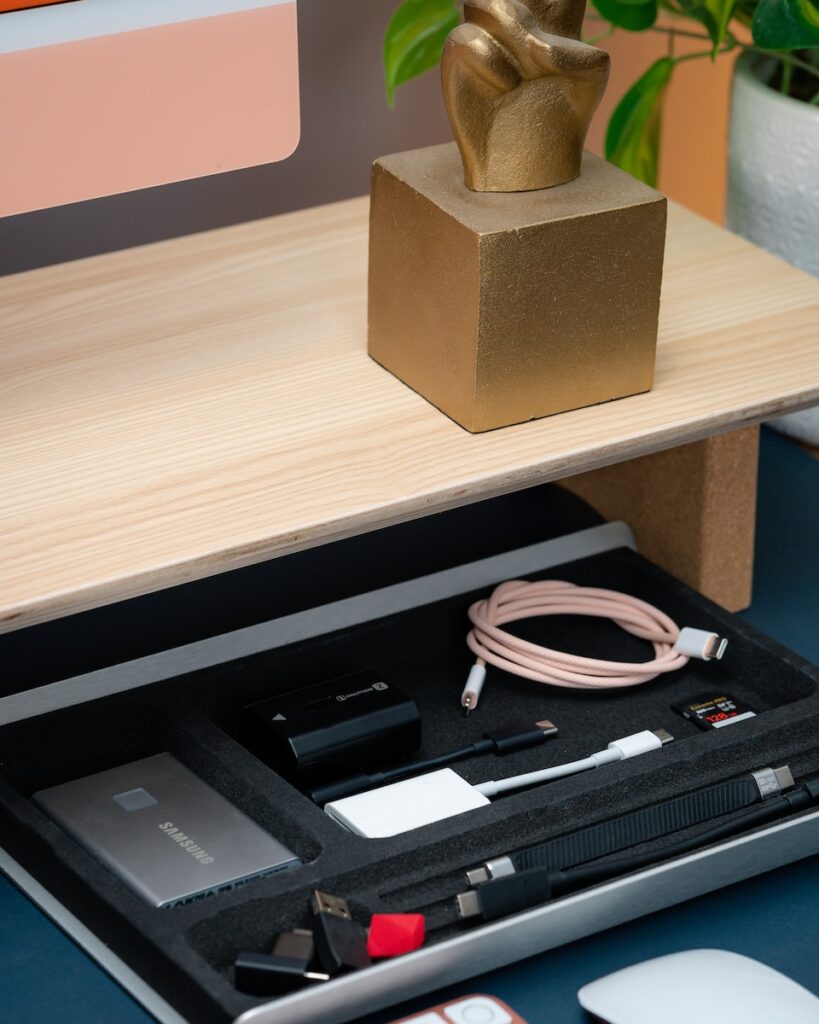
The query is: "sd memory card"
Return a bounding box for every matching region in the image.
[673,693,757,731]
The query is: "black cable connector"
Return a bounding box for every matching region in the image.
[457,770,819,924]
[310,720,558,804]
[234,929,330,995]
[311,891,371,975]
[484,720,560,753]
[456,869,554,922]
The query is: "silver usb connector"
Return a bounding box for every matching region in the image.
[704,635,729,660]
[752,765,795,799]
[456,890,481,919]
[465,855,515,887]
[465,866,490,887]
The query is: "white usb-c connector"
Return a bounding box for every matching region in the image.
[674,627,728,661]
[475,728,673,798]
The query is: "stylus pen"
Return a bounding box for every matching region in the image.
[310,719,558,804]
[457,769,819,922]
[465,764,794,886]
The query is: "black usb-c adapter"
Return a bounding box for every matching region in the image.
[234,931,330,996]
[243,670,421,787]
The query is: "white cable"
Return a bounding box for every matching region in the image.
[325,729,675,837]
[474,728,671,797]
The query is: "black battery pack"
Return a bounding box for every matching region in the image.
[243,671,421,786]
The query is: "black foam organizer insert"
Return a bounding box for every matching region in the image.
[2,545,818,1024]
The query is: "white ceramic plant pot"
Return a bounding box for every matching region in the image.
[727,52,819,445]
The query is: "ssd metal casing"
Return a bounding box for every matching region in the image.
[35,753,299,908]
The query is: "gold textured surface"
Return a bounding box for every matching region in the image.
[368,143,666,432]
[442,0,609,191]
[3,196,819,632]
[563,427,760,611]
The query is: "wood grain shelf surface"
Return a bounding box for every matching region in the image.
[2,197,818,633]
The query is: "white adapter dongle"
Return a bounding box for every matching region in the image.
[324,768,489,838]
[324,727,674,837]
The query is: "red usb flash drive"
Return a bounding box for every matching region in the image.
[367,914,426,958]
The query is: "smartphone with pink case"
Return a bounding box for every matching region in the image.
[389,993,530,1024]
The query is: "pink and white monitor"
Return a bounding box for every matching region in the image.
[0,0,300,217]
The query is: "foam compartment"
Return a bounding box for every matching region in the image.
[1,546,817,1024]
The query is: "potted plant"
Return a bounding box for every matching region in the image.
[383,0,819,441]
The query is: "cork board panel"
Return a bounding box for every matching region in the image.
[562,426,759,611]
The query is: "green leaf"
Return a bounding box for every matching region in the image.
[591,0,658,31]
[705,0,739,49]
[677,0,737,52]
[794,0,819,29]
[752,0,819,47]
[384,0,461,107]
[605,57,674,186]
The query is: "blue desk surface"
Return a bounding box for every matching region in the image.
[3,428,818,1024]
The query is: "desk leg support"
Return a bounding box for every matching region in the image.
[562,426,759,611]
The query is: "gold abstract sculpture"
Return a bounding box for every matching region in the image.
[368,0,665,432]
[442,0,610,191]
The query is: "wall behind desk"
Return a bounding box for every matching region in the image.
[0,0,452,277]
[0,1,732,277]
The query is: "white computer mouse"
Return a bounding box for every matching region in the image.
[578,949,819,1024]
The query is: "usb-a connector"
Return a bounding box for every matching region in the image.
[310,890,371,975]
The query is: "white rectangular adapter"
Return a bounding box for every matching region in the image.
[324,768,489,838]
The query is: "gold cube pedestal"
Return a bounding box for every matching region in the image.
[368,143,667,433]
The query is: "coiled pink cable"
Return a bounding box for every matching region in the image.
[463,580,690,708]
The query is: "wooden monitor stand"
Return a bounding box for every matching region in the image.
[1,199,817,633]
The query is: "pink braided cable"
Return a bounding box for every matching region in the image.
[466,579,689,691]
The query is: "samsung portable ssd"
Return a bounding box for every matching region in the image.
[34,753,300,908]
